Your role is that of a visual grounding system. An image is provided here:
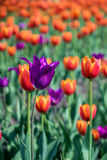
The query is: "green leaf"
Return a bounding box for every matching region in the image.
[101,153,107,160]
[39,131,47,159]
[72,97,82,131]
[17,133,31,160]
[82,125,90,160]
[12,151,22,160]
[43,139,59,160]
[0,149,4,160]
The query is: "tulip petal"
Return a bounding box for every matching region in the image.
[8,67,19,75]
[19,57,32,66]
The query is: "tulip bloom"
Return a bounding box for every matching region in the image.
[92,53,104,60]
[0,77,9,88]
[7,46,16,56]
[39,25,49,34]
[81,56,101,79]
[63,56,79,70]
[50,36,61,46]
[48,88,64,105]
[97,126,107,138]
[62,32,72,43]
[8,64,34,91]
[30,34,40,45]
[92,129,100,141]
[36,95,51,113]
[46,58,52,65]
[61,79,76,95]
[16,42,25,50]
[19,55,59,90]
[79,104,97,121]
[77,120,87,135]
[101,59,107,77]
[0,42,7,51]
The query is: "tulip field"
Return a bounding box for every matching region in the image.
[0,0,107,160]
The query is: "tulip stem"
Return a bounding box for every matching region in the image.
[89,79,92,160]
[31,90,39,160]
[28,92,31,135]
[68,95,72,128]
[41,114,45,131]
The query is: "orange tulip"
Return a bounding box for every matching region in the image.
[18,64,34,91]
[82,9,91,21]
[63,56,79,70]
[13,25,19,35]
[62,32,72,43]
[1,26,13,38]
[92,129,100,141]
[101,59,107,77]
[39,25,49,34]
[0,42,7,51]
[20,30,32,42]
[77,120,87,135]
[70,20,80,29]
[7,46,16,56]
[81,56,101,79]
[30,34,40,45]
[79,104,97,121]
[50,36,61,46]
[36,95,51,113]
[6,16,14,26]
[46,58,52,64]
[61,10,70,20]
[81,26,90,36]
[41,16,49,25]
[61,79,76,95]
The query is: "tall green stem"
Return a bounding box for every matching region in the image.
[68,96,72,128]
[89,79,92,160]
[28,92,31,135]
[41,114,45,131]
[31,90,38,160]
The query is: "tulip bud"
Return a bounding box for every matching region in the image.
[81,56,101,79]
[92,129,100,141]
[79,104,97,121]
[63,56,79,70]
[61,79,76,95]
[36,95,51,113]
[77,120,87,135]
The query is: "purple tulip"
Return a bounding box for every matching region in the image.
[48,88,64,105]
[18,55,59,90]
[39,34,49,45]
[97,126,107,138]
[0,77,9,88]
[16,42,25,50]
[92,53,104,60]
[19,22,26,29]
